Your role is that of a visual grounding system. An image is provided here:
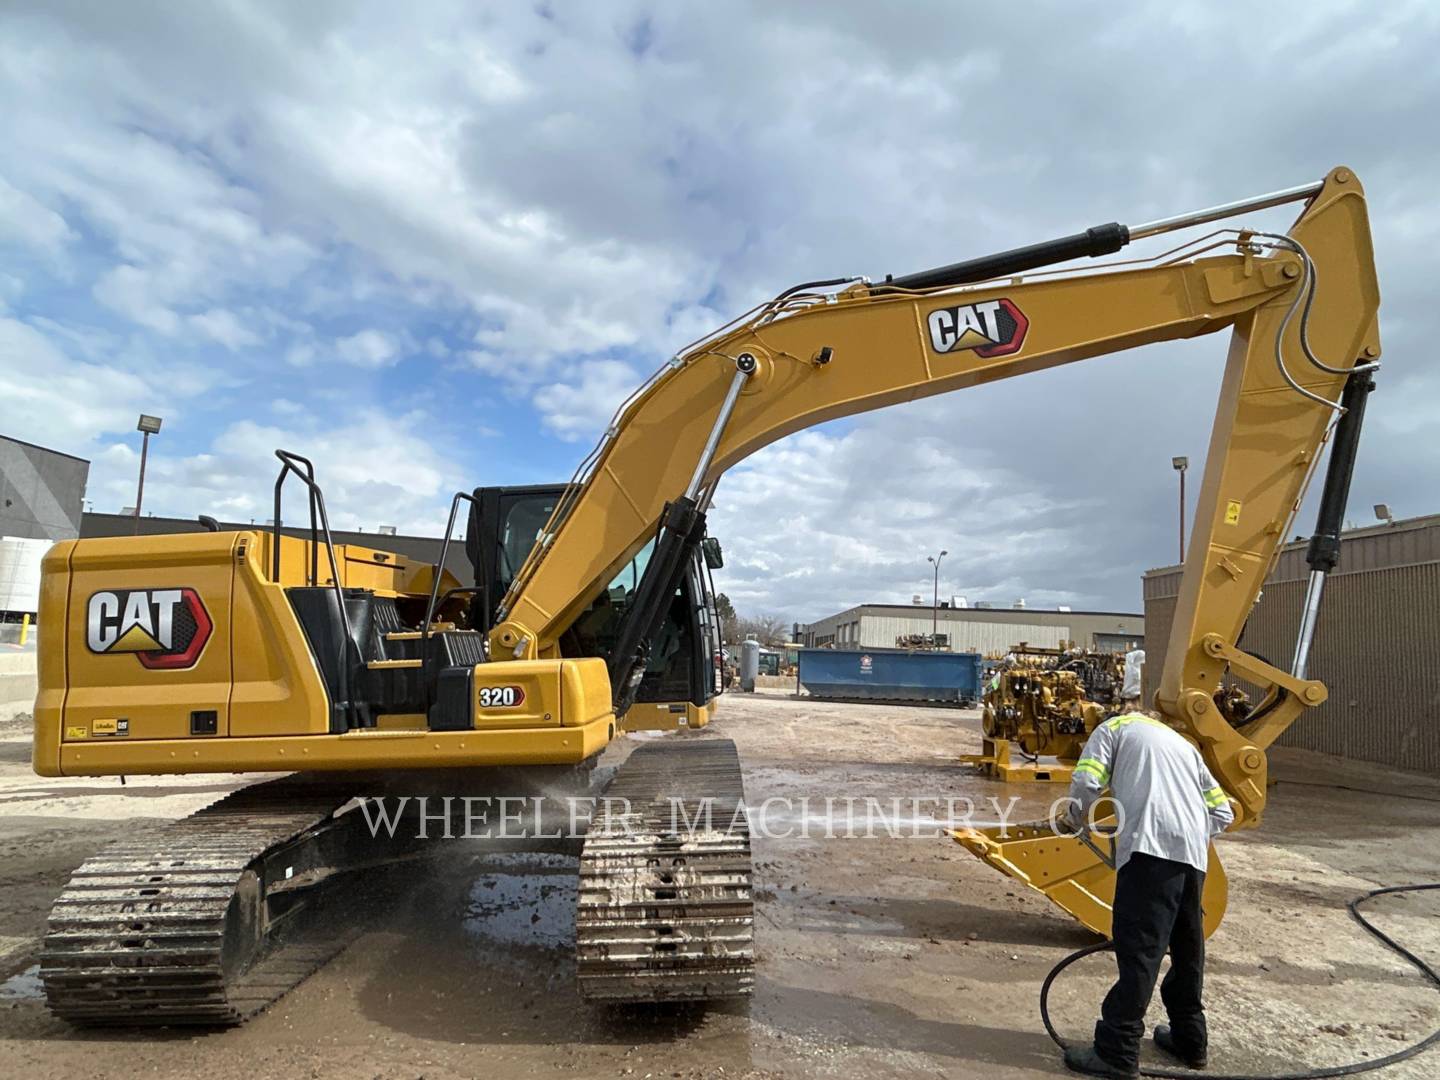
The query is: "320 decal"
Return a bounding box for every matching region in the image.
[478,685,526,708]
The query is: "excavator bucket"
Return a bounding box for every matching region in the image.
[952,824,1228,939]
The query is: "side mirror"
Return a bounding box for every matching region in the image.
[701,536,724,570]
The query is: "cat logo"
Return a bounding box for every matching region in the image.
[86,588,213,669]
[926,298,1028,358]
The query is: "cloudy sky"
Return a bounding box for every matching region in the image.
[3,1,1437,623]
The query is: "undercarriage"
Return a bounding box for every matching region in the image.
[40,738,754,1026]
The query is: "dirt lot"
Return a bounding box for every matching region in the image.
[1,693,1437,1079]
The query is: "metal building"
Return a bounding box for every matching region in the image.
[1,436,90,619]
[1,435,90,541]
[1143,513,1440,771]
[799,603,1144,655]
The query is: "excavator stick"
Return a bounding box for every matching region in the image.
[953,824,1228,939]
[949,169,1377,938]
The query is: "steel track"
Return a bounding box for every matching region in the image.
[576,738,754,1002]
[40,779,354,1026]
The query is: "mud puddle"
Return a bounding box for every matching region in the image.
[460,850,576,954]
[0,965,42,1001]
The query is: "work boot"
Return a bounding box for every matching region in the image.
[1154,1024,1207,1069]
[1063,1044,1138,1078]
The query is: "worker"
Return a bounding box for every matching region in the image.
[1059,711,1235,1078]
[1121,645,1145,709]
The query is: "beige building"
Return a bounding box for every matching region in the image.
[1143,513,1440,772]
[800,603,1143,655]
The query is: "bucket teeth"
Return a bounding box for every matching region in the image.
[576,738,755,1002]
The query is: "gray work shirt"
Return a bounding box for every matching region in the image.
[1066,714,1234,873]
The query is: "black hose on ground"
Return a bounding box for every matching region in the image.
[1039,882,1440,1079]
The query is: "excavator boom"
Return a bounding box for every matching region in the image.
[493,166,1378,935]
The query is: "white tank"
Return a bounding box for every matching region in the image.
[740,638,761,692]
[0,536,51,614]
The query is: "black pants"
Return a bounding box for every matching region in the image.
[1093,852,1207,1072]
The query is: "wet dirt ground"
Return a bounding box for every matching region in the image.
[1,693,1437,1079]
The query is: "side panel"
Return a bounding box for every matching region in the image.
[31,540,75,777]
[60,533,235,744]
[467,657,611,730]
[228,534,332,737]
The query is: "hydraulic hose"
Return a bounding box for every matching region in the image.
[1039,883,1440,1079]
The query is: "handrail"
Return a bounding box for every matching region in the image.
[271,451,320,585]
[271,449,356,726]
[420,492,478,702]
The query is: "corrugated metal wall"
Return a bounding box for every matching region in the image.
[858,615,1067,654]
[1239,565,1440,770]
[1143,521,1440,771]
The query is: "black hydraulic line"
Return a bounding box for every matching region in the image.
[878,222,1129,293]
[771,276,863,304]
[607,496,708,717]
[1306,370,1376,575]
[1039,882,1440,1078]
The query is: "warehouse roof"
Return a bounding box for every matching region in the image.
[808,603,1142,621]
[846,603,1140,617]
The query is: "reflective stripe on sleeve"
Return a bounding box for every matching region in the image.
[1203,786,1228,809]
[1074,758,1110,783]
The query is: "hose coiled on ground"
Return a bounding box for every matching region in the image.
[1040,883,1440,1079]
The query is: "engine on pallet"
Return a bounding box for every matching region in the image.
[960,642,1122,783]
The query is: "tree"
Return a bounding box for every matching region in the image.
[714,592,738,643]
[734,612,789,646]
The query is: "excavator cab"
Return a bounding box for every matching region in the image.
[466,483,723,729]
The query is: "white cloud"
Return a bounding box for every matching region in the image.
[0,316,161,446]
[126,411,464,533]
[532,360,644,441]
[0,175,75,257]
[92,265,180,335]
[285,342,317,367]
[189,308,262,351]
[335,329,401,368]
[706,411,1094,622]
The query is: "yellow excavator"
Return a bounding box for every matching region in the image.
[32,166,1378,1024]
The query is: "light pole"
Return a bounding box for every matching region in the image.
[1172,456,1188,563]
[134,414,163,534]
[926,549,948,646]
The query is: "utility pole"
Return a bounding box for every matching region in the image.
[1172,456,1188,563]
[926,549,948,646]
[134,414,163,534]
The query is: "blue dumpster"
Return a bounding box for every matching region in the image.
[797,648,983,705]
